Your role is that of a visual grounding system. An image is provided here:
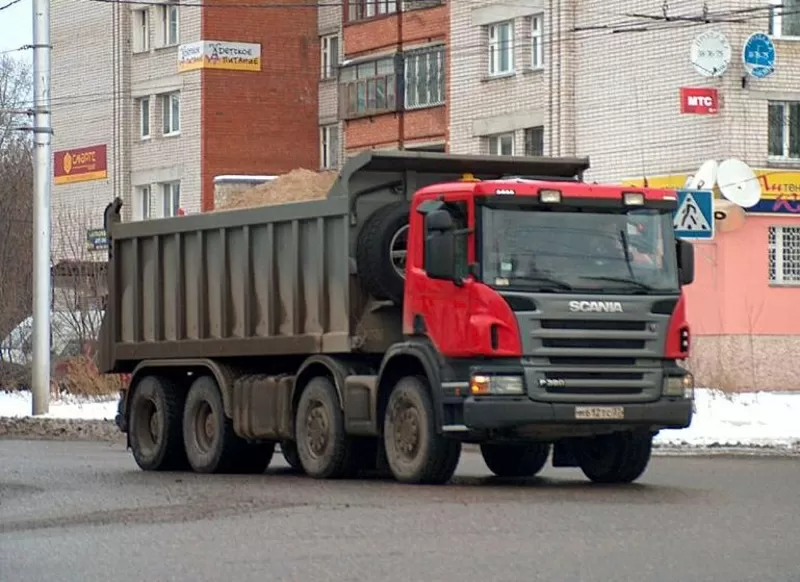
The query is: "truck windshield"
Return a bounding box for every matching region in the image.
[480,206,679,294]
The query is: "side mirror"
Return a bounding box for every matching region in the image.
[426,231,456,281]
[677,239,695,285]
[425,209,454,232]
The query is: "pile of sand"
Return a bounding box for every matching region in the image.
[216,169,339,211]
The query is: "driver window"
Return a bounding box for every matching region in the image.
[423,201,469,277]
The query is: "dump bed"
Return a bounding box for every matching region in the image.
[99,150,590,374]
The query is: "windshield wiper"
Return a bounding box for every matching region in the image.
[579,275,653,291]
[505,274,574,291]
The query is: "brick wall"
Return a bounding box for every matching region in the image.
[341,4,448,153]
[201,0,320,210]
[129,0,203,217]
[50,0,118,262]
[448,0,550,157]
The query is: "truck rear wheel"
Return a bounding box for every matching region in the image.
[480,442,550,478]
[383,376,461,485]
[128,375,187,471]
[182,376,271,474]
[575,431,653,484]
[295,376,355,479]
[355,201,410,305]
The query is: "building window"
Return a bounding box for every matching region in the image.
[162,92,180,136]
[133,186,151,221]
[488,20,514,76]
[158,182,181,218]
[339,57,397,119]
[488,132,514,156]
[320,124,339,170]
[404,45,445,110]
[347,0,397,22]
[768,226,800,285]
[321,34,339,80]
[132,8,149,53]
[159,2,179,47]
[139,97,150,139]
[769,0,800,38]
[530,14,544,69]
[768,102,800,159]
[524,126,544,156]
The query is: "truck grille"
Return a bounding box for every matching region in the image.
[525,318,662,402]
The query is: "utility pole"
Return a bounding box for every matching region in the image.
[31,0,52,415]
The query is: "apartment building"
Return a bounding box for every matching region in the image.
[51,0,319,262]
[449,0,800,389]
[317,0,448,169]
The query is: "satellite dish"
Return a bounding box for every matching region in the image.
[687,159,719,190]
[717,158,761,208]
[713,199,747,233]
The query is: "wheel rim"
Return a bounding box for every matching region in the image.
[305,400,330,459]
[390,397,421,461]
[194,401,216,453]
[135,399,159,450]
[389,225,409,279]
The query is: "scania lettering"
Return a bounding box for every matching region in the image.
[568,300,624,313]
[99,150,696,486]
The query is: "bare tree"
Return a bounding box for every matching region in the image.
[0,56,33,379]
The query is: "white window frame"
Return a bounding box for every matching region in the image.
[488,132,514,156]
[530,13,544,69]
[404,45,445,110]
[139,97,150,139]
[133,185,151,221]
[320,124,339,170]
[769,0,800,39]
[162,92,180,136]
[768,225,800,285]
[321,34,339,80]
[768,101,800,160]
[488,20,514,76]
[132,8,150,53]
[159,2,179,47]
[157,181,181,218]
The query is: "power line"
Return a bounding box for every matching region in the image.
[0,0,25,11]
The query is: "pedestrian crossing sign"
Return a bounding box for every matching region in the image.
[673,189,715,240]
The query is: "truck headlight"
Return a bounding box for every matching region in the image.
[470,374,525,395]
[664,374,694,398]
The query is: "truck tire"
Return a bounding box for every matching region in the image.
[356,201,410,305]
[182,376,267,474]
[383,376,461,485]
[280,440,304,473]
[575,431,653,484]
[128,375,187,471]
[295,376,356,479]
[480,442,550,478]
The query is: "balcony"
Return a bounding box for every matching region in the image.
[345,0,444,24]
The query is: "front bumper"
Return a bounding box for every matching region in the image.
[463,396,692,431]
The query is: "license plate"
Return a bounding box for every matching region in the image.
[574,406,625,420]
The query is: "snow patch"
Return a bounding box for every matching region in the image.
[0,390,119,421]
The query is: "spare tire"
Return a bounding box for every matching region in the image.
[356,201,410,304]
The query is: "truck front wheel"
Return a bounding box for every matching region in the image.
[128,375,187,471]
[383,376,461,485]
[575,431,653,484]
[480,442,550,478]
[280,440,303,473]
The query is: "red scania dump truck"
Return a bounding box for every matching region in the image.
[99,150,695,485]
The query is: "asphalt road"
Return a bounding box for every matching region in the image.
[1,440,799,582]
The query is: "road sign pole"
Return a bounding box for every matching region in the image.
[31,0,53,415]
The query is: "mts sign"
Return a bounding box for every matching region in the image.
[680,87,720,115]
